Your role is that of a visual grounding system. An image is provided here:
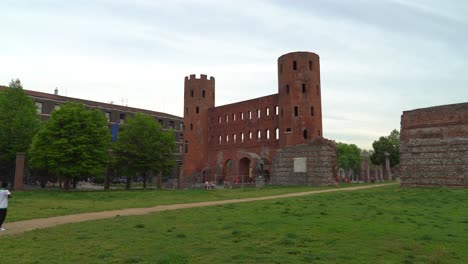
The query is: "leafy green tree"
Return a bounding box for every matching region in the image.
[336,142,362,173]
[28,103,111,189]
[0,79,41,178]
[112,113,176,190]
[370,129,400,167]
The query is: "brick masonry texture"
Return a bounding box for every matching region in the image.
[271,137,337,186]
[400,102,468,187]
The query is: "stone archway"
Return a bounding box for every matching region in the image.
[239,157,251,183]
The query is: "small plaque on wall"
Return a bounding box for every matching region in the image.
[294,157,307,172]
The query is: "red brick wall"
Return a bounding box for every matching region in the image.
[400,102,468,187]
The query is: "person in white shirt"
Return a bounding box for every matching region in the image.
[0,182,12,231]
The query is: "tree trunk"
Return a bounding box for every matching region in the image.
[157,173,162,190]
[142,171,147,190]
[104,168,111,190]
[64,178,70,190]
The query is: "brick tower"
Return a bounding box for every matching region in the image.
[182,74,215,177]
[277,51,322,147]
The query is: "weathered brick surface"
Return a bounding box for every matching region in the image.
[400,102,468,187]
[271,137,337,186]
[183,52,329,186]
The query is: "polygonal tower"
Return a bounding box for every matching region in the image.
[182,74,215,177]
[277,51,323,148]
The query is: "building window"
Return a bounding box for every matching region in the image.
[104,111,111,122]
[249,111,252,119]
[293,61,297,70]
[179,133,184,143]
[226,115,229,122]
[190,123,193,130]
[233,134,237,143]
[185,140,188,153]
[266,129,270,139]
[311,107,314,116]
[309,60,312,71]
[241,112,244,120]
[35,102,43,114]
[226,135,229,143]
[286,128,292,132]
[218,116,222,123]
[196,106,199,114]
[275,128,279,139]
[302,83,306,93]
[275,106,279,115]
[202,90,205,98]
[191,90,194,97]
[233,113,236,121]
[169,121,174,129]
[286,85,290,94]
[179,123,183,130]
[303,129,308,139]
[119,113,125,124]
[241,133,245,142]
[219,136,222,144]
[54,104,61,111]
[249,131,252,140]
[294,106,298,116]
[257,130,261,140]
[179,145,183,154]
[266,107,270,116]
[257,109,261,119]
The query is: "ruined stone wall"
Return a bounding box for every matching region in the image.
[400,102,468,187]
[271,137,337,186]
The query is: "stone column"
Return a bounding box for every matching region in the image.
[14,152,26,190]
[379,166,384,182]
[384,152,392,180]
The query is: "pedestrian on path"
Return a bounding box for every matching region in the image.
[0,181,12,231]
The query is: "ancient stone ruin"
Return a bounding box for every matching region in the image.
[400,102,468,187]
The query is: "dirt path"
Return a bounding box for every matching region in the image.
[1,183,395,236]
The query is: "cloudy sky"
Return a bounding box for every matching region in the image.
[1,0,467,149]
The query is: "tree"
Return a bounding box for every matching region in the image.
[370,129,400,167]
[0,79,41,178]
[336,142,362,176]
[112,113,176,190]
[28,103,111,189]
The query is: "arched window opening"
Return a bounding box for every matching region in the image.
[249,111,252,119]
[241,112,244,120]
[286,85,290,94]
[218,136,222,144]
[303,129,308,139]
[293,60,297,70]
[311,107,314,116]
[241,133,245,142]
[309,60,312,71]
[302,83,306,93]
[275,106,279,115]
[190,123,193,130]
[225,115,229,122]
[233,113,236,121]
[266,107,270,116]
[196,106,199,114]
[184,140,189,153]
[275,128,279,139]
[257,109,261,119]
[294,106,298,117]
[218,116,222,123]
[257,130,261,140]
[233,134,237,143]
[202,90,205,98]
[226,134,229,143]
[249,131,253,140]
[190,90,194,97]
[266,129,270,139]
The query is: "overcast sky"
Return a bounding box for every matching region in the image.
[1,0,467,149]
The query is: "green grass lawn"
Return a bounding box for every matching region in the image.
[6,184,370,222]
[1,185,467,263]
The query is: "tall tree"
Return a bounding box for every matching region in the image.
[0,79,41,178]
[112,113,176,190]
[336,142,362,174]
[370,129,400,167]
[28,103,111,189]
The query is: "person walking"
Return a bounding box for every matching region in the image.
[0,182,12,231]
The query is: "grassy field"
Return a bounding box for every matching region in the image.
[1,185,467,263]
[6,184,367,222]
